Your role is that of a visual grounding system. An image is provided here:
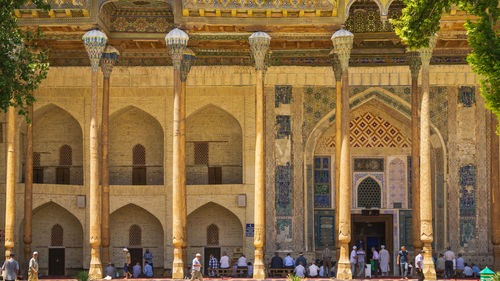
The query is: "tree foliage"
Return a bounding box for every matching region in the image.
[393,0,500,120]
[0,0,50,117]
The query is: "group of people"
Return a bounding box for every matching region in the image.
[349,245,391,278]
[436,247,481,278]
[116,248,154,279]
[1,252,39,281]
[206,252,253,278]
[269,246,338,278]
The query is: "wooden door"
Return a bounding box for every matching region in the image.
[208,167,222,184]
[48,248,65,276]
[56,167,70,184]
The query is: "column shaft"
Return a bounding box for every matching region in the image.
[253,69,266,280]
[334,79,341,256]
[172,69,186,279]
[89,70,102,279]
[24,105,34,260]
[101,76,110,265]
[491,114,500,270]
[420,62,436,280]
[336,70,352,280]
[411,74,422,252]
[180,80,188,272]
[4,104,16,257]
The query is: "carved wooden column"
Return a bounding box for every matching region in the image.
[249,31,270,280]
[407,50,423,252]
[83,29,107,280]
[330,52,342,257]
[4,103,16,257]
[100,45,119,265]
[418,35,437,280]
[165,28,189,280]
[331,28,354,280]
[491,113,500,270]
[23,105,33,261]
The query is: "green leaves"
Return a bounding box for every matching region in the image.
[394,0,500,123]
[0,0,50,118]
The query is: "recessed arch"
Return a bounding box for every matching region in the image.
[345,0,384,18]
[186,104,243,185]
[109,106,164,185]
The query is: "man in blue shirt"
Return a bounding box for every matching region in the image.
[144,262,153,278]
[296,253,307,269]
[397,246,409,278]
[208,254,219,277]
[284,253,295,269]
[144,249,153,270]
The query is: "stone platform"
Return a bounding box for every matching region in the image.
[38,278,481,281]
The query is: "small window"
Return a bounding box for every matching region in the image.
[51,224,63,246]
[129,224,142,246]
[132,145,146,185]
[194,142,208,165]
[59,145,72,166]
[133,144,146,166]
[357,177,381,209]
[207,224,219,246]
[208,167,222,184]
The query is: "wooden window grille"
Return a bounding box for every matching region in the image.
[59,145,72,166]
[129,224,142,246]
[51,224,63,246]
[133,144,146,166]
[357,177,382,208]
[207,224,219,246]
[194,142,208,165]
[33,152,41,167]
[33,152,43,184]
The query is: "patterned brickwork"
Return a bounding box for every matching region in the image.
[276,163,292,216]
[303,87,336,142]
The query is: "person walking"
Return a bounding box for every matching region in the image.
[208,254,219,277]
[397,246,409,279]
[322,245,333,278]
[371,247,380,277]
[356,247,366,278]
[123,248,132,279]
[350,246,358,278]
[415,250,425,281]
[443,247,455,278]
[379,245,390,276]
[2,254,19,281]
[28,252,39,281]
[191,253,203,281]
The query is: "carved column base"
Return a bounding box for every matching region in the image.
[493,244,500,271]
[253,248,265,280]
[336,243,352,280]
[88,247,102,280]
[172,247,185,280]
[422,243,436,280]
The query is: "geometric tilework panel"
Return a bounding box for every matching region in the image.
[303,87,336,143]
[276,219,293,250]
[314,157,331,208]
[276,115,291,139]
[275,85,292,107]
[459,164,476,246]
[276,163,293,216]
[399,210,413,250]
[458,86,475,107]
[357,177,382,208]
[387,157,407,209]
[314,210,335,249]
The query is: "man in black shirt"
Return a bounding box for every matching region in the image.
[270,253,284,277]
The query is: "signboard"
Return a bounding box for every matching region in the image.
[246,223,254,237]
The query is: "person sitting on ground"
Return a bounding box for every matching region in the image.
[284,253,295,269]
[472,264,480,277]
[308,261,320,278]
[319,261,325,277]
[247,262,253,277]
[132,262,141,278]
[463,263,473,277]
[296,253,307,270]
[144,262,153,278]
[105,263,117,279]
[294,262,306,278]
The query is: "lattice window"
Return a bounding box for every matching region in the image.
[207,224,219,246]
[129,224,142,246]
[194,142,208,165]
[357,177,381,208]
[59,145,72,166]
[133,144,146,166]
[51,224,63,246]
[33,152,41,167]
[314,156,331,208]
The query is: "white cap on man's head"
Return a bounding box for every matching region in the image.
[123,248,129,252]
[353,246,357,250]
[33,251,38,255]
[196,253,201,257]
[381,245,385,249]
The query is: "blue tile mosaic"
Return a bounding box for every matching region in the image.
[276,115,291,139]
[459,164,477,246]
[458,86,475,107]
[276,163,292,216]
[314,195,330,208]
[459,165,476,186]
[276,218,292,250]
[314,170,330,183]
[314,210,335,249]
[460,218,476,247]
[275,85,292,107]
[399,210,414,250]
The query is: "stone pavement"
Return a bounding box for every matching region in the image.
[38,278,481,281]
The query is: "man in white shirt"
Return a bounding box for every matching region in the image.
[284,253,295,269]
[443,247,455,278]
[191,253,203,281]
[350,246,358,278]
[371,247,380,277]
[308,262,320,277]
[294,262,305,278]
[237,255,247,277]
[220,252,230,269]
[356,247,366,277]
[415,250,424,281]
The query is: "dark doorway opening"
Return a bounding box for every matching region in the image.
[351,214,393,264]
[204,247,221,275]
[56,167,70,184]
[129,248,143,271]
[48,248,65,276]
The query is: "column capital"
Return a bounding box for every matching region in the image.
[417,34,438,69]
[82,29,107,72]
[249,32,271,71]
[329,51,342,81]
[407,50,421,81]
[165,28,189,70]
[331,28,354,72]
[100,45,120,78]
[180,48,196,82]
